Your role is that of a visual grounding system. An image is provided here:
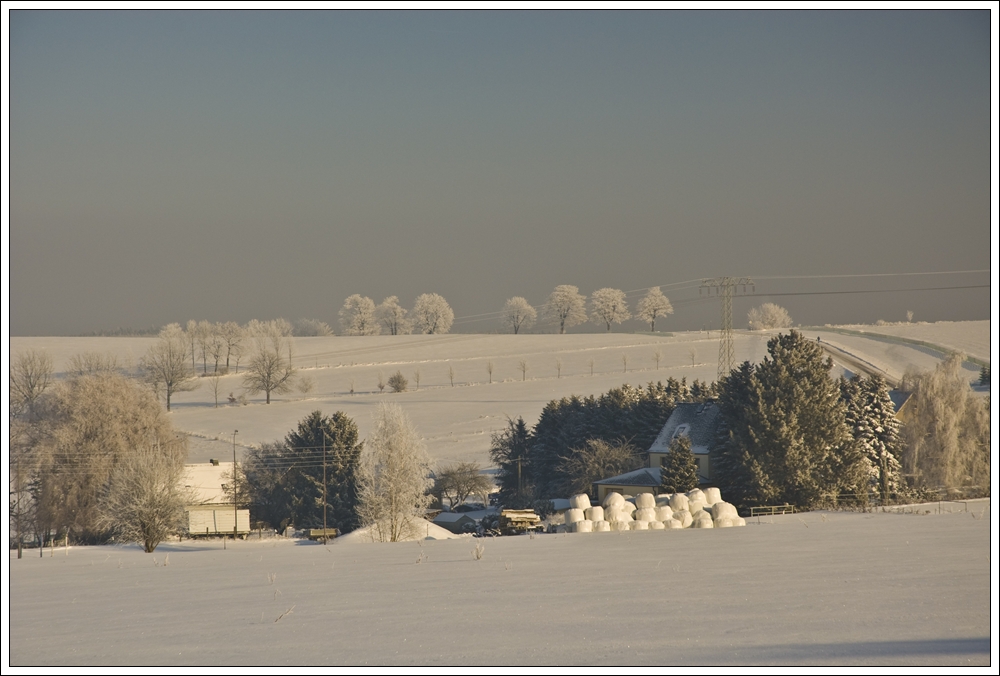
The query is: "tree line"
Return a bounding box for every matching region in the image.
[490,330,990,513]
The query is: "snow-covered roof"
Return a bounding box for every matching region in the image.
[888,390,912,414]
[594,467,662,487]
[433,512,476,524]
[648,401,721,455]
[181,462,233,505]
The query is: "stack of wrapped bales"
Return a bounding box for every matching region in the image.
[561,489,746,533]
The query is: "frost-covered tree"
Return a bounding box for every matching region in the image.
[412,293,454,334]
[901,354,990,491]
[355,403,433,542]
[713,330,862,510]
[219,321,244,372]
[242,327,296,404]
[433,462,494,510]
[501,297,537,334]
[658,435,700,494]
[339,295,380,336]
[557,438,643,497]
[293,318,333,336]
[375,296,412,335]
[636,287,674,332]
[142,324,199,411]
[840,375,904,502]
[544,285,587,334]
[589,288,631,331]
[747,303,792,330]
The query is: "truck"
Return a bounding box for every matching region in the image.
[498,509,544,536]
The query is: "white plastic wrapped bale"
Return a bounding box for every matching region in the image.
[621,501,637,516]
[610,520,630,532]
[673,509,693,528]
[654,506,674,522]
[703,487,722,506]
[664,518,685,529]
[710,501,739,521]
[655,493,673,506]
[669,493,689,513]
[569,493,592,510]
[593,520,611,532]
[714,517,736,528]
[585,506,604,522]
[648,520,665,530]
[573,519,594,533]
[602,492,625,509]
[686,488,706,504]
[565,508,585,524]
[688,499,707,517]
[634,508,657,522]
[692,511,714,528]
[630,520,649,530]
[634,493,656,509]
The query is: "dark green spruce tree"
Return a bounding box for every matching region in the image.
[658,435,700,494]
[713,330,862,510]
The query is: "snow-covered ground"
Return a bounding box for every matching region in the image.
[10,321,991,467]
[8,502,992,666]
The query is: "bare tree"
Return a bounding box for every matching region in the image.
[377,371,386,394]
[689,348,697,367]
[355,403,433,542]
[142,324,199,411]
[67,352,120,378]
[653,349,662,370]
[544,285,587,334]
[589,288,631,331]
[557,439,643,497]
[217,322,244,372]
[242,328,296,404]
[413,369,421,391]
[621,353,628,373]
[448,364,455,387]
[186,319,198,368]
[412,293,454,334]
[195,320,214,374]
[518,360,528,381]
[748,303,792,330]
[486,361,494,384]
[10,350,54,421]
[636,287,674,332]
[206,324,226,373]
[501,297,537,334]
[434,463,494,510]
[589,358,595,376]
[339,295,380,336]
[556,359,562,378]
[376,296,412,335]
[209,371,223,408]
[97,435,189,553]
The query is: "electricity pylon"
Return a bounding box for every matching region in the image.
[700,277,754,381]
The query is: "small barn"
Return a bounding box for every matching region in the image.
[646,401,721,485]
[180,460,250,536]
[432,512,477,534]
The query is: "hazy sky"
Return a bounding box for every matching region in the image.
[7,10,992,336]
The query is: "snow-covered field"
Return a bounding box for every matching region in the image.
[10,321,990,467]
[8,502,992,666]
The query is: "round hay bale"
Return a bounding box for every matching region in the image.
[634,508,656,522]
[673,509,693,528]
[575,519,594,533]
[630,520,649,530]
[714,516,735,528]
[735,517,746,527]
[692,511,714,528]
[688,499,707,517]
[593,520,611,532]
[634,493,656,509]
[686,488,706,504]
[648,519,665,530]
[703,487,722,506]
[621,501,637,515]
[664,518,684,529]
[610,520,630,532]
[654,506,673,521]
[669,493,689,513]
[655,494,673,506]
[569,494,592,510]
[585,506,604,522]
[602,492,625,509]
[711,501,738,520]
[565,508,585,524]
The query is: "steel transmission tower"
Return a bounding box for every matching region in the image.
[700,277,754,381]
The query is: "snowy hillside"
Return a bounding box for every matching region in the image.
[10,321,990,467]
[8,502,991,666]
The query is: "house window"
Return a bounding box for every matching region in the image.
[671,424,690,442]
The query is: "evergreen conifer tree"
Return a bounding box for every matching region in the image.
[659,435,700,494]
[841,375,904,503]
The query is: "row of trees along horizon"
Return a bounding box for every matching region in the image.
[10,326,989,554]
[73,285,797,338]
